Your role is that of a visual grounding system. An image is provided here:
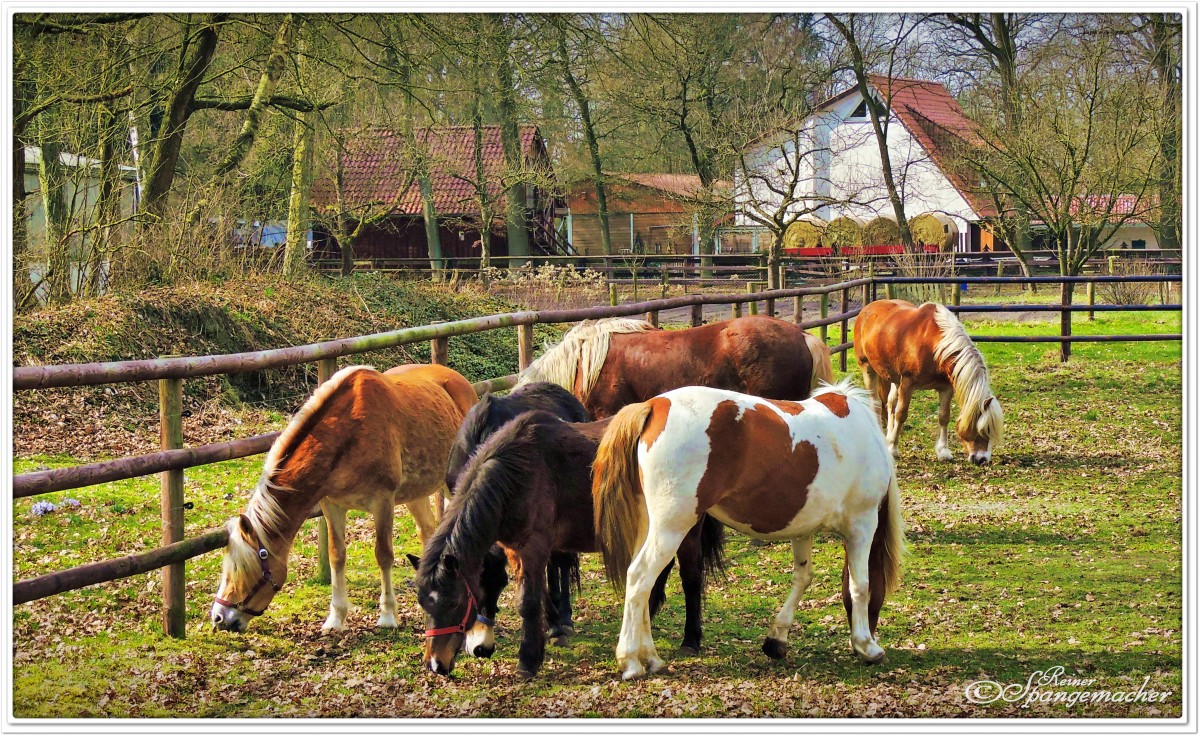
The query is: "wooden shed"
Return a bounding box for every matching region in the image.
[566,173,718,256]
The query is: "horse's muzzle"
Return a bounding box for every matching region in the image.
[211,603,248,633]
[472,644,495,658]
[969,454,990,466]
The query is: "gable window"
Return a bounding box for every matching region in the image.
[850,101,868,119]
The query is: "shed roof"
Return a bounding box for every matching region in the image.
[311,125,545,217]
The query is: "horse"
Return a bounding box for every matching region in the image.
[415,410,726,679]
[854,299,1004,464]
[442,381,591,657]
[517,315,832,419]
[210,364,476,633]
[592,381,905,680]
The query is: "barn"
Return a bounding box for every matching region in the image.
[310,125,569,264]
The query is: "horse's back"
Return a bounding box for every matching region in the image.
[855,300,944,382]
[384,364,477,418]
[639,385,890,538]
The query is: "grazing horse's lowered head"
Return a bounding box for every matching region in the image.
[212,500,289,632]
[931,305,1005,464]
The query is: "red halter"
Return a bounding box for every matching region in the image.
[423,585,477,638]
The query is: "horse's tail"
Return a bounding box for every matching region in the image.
[875,471,906,597]
[592,400,655,591]
[805,331,835,394]
[699,513,728,584]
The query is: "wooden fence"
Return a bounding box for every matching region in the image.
[12,273,1181,636]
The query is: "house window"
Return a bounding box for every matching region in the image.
[1132,239,1146,250]
[850,101,868,119]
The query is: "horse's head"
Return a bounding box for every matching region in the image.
[211,515,288,632]
[413,550,476,676]
[462,545,509,658]
[957,395,1004,465]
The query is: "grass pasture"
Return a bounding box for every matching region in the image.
[11,309,1183,719]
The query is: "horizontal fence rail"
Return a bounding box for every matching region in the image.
[13,271,1181,620]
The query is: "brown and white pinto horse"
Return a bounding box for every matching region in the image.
[854,299,1004,465]
[211,364,475,633]
[592,382,905,680]
[518,315,833,419]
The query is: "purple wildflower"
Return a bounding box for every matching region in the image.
[31,501,57,517]
[61,498,81,508]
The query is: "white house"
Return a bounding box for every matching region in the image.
[732,76,1160,253]
[21,145,138,299]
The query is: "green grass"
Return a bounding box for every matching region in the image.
[11,309,1182,719]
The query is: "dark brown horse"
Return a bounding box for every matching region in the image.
[415,410,725,680]
[517,315,832,419]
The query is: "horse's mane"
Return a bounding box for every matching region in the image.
[422,413,552,585]
[517,318,655,398]
[245,365,375,543]
[931,305,1004,443]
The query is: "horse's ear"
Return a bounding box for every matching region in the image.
[983,397,993,410]
[406,553,421,571]
[441,553,459,574]
[238,514,254,537]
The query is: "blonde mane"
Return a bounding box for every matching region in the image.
[812,377,878,415]
[931,305,1004,444]
[517,318,655,397]
[230,365,374,571]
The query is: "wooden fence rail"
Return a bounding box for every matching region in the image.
[12,272,1181,627]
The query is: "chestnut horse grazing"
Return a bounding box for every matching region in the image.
[211,364,475,633]
[592,382,905,680]
[854,299,1004,464]
[518,316,830,418]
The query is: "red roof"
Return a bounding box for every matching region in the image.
[312,125,545,217]
[567,173,728,216]
[866,75,996,218]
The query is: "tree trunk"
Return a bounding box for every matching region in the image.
[38,141,71,304]
[495,17,530,258]
[420,175,442,273]
[284,111,313,278]
[88,101,124,297]
[283,21,312,278]
[140,17,221,225]
[1152,14,1182,250]
[557,28,612,255]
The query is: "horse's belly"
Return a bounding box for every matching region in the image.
[707,495,836,541]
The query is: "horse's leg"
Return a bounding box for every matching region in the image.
[762,535,814,660]
[674,522,705,656]
[934,387,954,461]
[405,492,439,548]
[372,499,398,628]
[516,546,549,680]
[841,525,886,663]
[547,552,575,645]
[884,381,913,458]
[321,502,350,633]
[860,365,886,427]
[616,525,689,681]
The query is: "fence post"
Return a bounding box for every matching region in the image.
[646,310,659,328]
[885,282,896,300]
[314,357,337,585]
[734,300,743,318]
[819,291,829,344]
[952,278,961,307]
[839,287,849,372]
[660,264,669,299]
[995,262,1004,296]
[747,282,759,316]
[793,295,804,325]
[765,294,776,318]
[517,324,535,371]
[158,368,185,639]
[1060,282,1072,363]
[430,333,449,366]
[609,283,618,306]
[1087,280,1096,321]
[861,279,871,311]
[690,304,704,327]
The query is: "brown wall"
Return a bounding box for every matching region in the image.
[570,212,695,256]
[313,218,510,262]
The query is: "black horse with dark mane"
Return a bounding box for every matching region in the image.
[415,408,726,679]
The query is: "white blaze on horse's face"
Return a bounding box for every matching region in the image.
[464,619,495,658]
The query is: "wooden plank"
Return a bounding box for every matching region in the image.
[517,324,535,371]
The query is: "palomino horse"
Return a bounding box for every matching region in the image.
[592,382,905,680]
[518,315,833,419]
[211,364,475,633]
[854,299,1004,464]
[415,409,726,679]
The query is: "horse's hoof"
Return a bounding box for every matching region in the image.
[762,637,787,660]
[647,655,666,674]
[936,449,953,462]
[620,660,646,681]
[550,634,570,648]
[676,645,700,658]
[516,665,538,681]
[377,613,398,628]
[853,639,886,664]
[321,620,346,634]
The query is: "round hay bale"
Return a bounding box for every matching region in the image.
[825,217,863,248]
[783,218,825,249]
[911,212,957,250]
[862,216,902,246]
